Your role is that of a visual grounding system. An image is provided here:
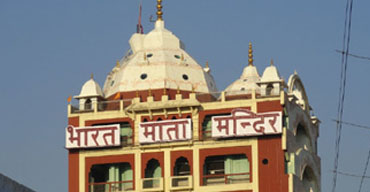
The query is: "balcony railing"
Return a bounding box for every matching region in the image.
[89,180,133,192]
[203,172,250,186]
[70,89,282,114]
[170,175,193,190]
[141,177,163,191]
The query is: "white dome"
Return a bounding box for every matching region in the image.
[261,64,281,82]
[75,78,104,99]
[225,65,261,94]
[102,20,218,98]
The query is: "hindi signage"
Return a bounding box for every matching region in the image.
[212,109,282,138]
[139,118,192,144]
[65,124,120,149]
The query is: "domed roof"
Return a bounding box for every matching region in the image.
[75,77,104,99]
[225,65,261,94]
[102,20,218,98]
[261,60,281,82]
[224,43,260,95]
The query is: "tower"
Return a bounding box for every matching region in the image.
[66,1,320,191]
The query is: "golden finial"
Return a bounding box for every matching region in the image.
[156,0,163,21]
[270,59,274,66]
[148,89,152,97]
[90,73,94,79]
[144,52,147,60]
[181,53,184,61]
[163,87,167,95]
[248,42,254,66]
[205,61,209,68]
[191,85,195,93]
[136,90,139,98]
[177,86,180,94]
[116,60,120,67]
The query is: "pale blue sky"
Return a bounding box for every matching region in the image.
[1,0,370,191]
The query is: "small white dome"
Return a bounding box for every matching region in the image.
[261,65,281,82]
[225,65,261,94]
[75,78,104,99]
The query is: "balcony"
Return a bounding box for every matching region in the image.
[203,172,250,186]
[170,175,193,191]
[141,177,163,191]
[69,89,283,115]
[89,180,133,192]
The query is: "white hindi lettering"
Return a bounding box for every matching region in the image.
[211,109,282,138]
[139,119,192,144]
[65,124,120,149]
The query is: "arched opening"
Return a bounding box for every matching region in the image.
[266,84,273,95]
[302,166,318,192]
[172,157,191,187]
[85,99,92,110]
[174,157,190,176]
[203,154,250,185]
[144,159,162,188]
[89,162,133,191]
[296,123,312,151]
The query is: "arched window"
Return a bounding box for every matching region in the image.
[174,157,190,176]
[85,99,92,110]
[266,84,273,96]
[302,166,318,192]
[144,159,162,188]
[296,123,312,151]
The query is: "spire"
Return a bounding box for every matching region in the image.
[270,59,274,66]
[156,0,163,21]
[206,61,209,68]
[248,42,254,66]
[116,60,120,67]
[90,73,94,79]
[137,2,144,34]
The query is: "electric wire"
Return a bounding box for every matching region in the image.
[358,149,370,192]
[332,0,354,191]
[331,170,370,179]
[335,50,370,61]
[332,119,370,130]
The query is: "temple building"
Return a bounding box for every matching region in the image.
[66,1,321,191]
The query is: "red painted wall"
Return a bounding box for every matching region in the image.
[257,100,288,192]
[68,116,79,192]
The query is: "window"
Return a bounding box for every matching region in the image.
[143,159,162,189]
[174,157,190,176]
[202,114,230,140]
[202,116,212,140]
[93,122,133,146]
[296,123,312,151]
[85,99,92,110]
[120,122,133,145]
[89,163,133,192]
[203,154,250,185]
[172,157,191,188]
[266,84,273,95]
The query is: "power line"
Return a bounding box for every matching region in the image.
[358,149,370,192]
[332,119,370,130]
[332,0,354,191]
[331,170,370,179]
[335,50,370,61]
